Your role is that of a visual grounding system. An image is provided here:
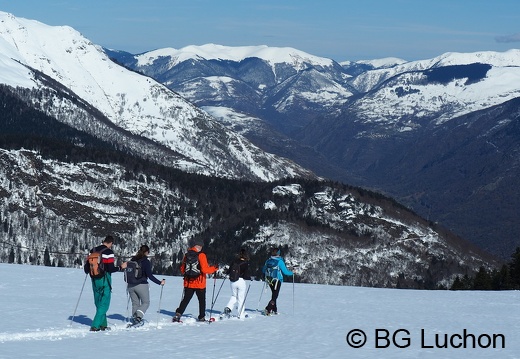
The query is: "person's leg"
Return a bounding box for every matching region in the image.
[236,279,247,318]
[195,288,206,320]
[176,287,195,315]
[271,282,281,313]
[91,276,112,329]
[225,281,239,312]
[128,285,140,317]
[133,283,150,319]
[266,281,281,313]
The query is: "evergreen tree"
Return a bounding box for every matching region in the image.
[461,274,473,289]
[8,247,15,264]
[44,248,52,267]
[509,247,520,289]
[491,264,512,290]
[450,276,465,290]
[473,266,492,290]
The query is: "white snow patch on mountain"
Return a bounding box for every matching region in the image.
[135,43,335,69]
[273,184,303,196]
[341,57,407,68]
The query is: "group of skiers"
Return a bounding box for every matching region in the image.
[84,236,293,331]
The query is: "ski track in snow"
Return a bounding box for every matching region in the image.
[0,314,260,342]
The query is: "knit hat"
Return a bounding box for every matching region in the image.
[189,238,204,248]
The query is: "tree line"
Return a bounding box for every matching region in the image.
[451,247,520,290]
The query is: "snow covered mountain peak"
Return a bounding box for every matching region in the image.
[340,57,407,69]
[135,43,335,69]
[426,49,520,67]
[348,48,520,128]
[0,11,313,181]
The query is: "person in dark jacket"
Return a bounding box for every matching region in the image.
[88,235,126,332]
[262,247,293,315]
[172,238,218,322]
[126,244,165,326]
[223,248,251,319]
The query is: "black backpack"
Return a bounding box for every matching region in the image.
[184,250,201,279]
[124,259,144,284]
[228,261,243,282]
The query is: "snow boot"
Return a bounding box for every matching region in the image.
[128,315,144,328]
[224,307,231,318]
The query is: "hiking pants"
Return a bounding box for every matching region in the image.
[226,278,247,318]
[176,287,206,320]
[128,283,151,319]
[91,275,112,329]
[266,280,281,312]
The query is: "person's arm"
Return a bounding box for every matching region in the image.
[180,255,186,275]
[198,253,218,274]
[279,259,293,277]
[243,262,251,280]
[101,249,123,273]
[143,259,162,285]
[225,260,233,275]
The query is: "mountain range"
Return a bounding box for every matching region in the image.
[0,11,504,288]
[107,44,520,259]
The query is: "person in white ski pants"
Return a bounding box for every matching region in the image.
[223,249,250,319]
[226,278,247,318]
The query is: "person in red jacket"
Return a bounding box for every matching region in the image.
[172,238,218,322]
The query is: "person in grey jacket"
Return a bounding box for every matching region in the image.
[126,244,165,326]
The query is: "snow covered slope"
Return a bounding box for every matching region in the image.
[113,43,520,257]
[1,263,518,359]
[0,12,312,181]
[107,43,353,124]
[134,43,335,68]
[349,50,520,131]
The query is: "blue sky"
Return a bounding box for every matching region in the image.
[0,0,519,61]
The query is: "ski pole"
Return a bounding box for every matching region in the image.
[156,280,164,328]
[256,280,266,312]
[70,273,88,327]
[214,276,226,302]
[211,275,217,309]
[293,273,294,315]
[209,275,217,322]
[238,279,252,319]
[209,277,226,322]
[125,288,131,323]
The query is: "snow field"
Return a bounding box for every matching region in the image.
[0,263,518,358]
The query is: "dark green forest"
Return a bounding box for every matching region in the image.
[450,247,520,290]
